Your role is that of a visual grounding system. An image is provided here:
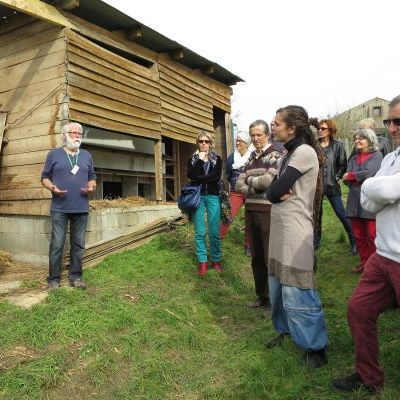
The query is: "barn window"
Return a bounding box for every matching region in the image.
[372,106,382,117]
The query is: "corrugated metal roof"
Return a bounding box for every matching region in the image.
[69,0,243,85]
[0,0,243,84]
[15,0,241,86]
[0,0,243,85]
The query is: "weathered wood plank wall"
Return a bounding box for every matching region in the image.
[158,54,231,144]
[0,20,68,214]
[66,29,161,140]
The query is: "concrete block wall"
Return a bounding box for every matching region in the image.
[0,205,181,266]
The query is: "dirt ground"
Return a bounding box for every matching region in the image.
[0,251,49,308]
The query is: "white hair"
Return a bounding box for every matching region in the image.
[354,128,380,152]
[61,122,83,139]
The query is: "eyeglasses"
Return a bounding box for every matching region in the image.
[354,137,367,142]
[198,139,210,144]
[318,127,329,131]
[383,118,400,127]
[68,131,83,136]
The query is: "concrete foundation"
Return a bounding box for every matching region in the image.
[0,205,181,266]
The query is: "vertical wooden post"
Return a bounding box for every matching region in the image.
[0,112,7,154]
[154,139,163,201]
[172,140,181,199]
[225,112,233,156]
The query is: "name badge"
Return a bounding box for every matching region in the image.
[71,165,80,175]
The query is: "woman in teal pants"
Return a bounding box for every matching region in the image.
[187,132,222,277]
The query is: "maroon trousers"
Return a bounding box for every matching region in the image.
[220,191,250,247]
[347,252,400,387]
[351,217,376,267]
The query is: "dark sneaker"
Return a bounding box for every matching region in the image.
[245,246,252,257]
[350,244,358,255]
[246,298,270,309]
[303,349,327,368]
[332,373,379,393]
[265,333,289,349]
[48,281,60,290]
[69,278,87,290]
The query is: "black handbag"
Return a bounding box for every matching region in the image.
[178,183,201,213]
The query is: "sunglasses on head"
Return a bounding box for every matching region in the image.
[198,139,210,144]
[383,118,400,127]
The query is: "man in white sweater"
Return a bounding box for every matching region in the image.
[332,95,400,393]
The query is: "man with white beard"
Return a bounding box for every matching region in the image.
[41,122,96,289]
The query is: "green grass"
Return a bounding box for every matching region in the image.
[0,200,399,400]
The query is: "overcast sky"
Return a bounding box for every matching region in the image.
[104,0,398,130]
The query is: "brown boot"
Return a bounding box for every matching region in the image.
[198,262,208,277]
[352,264,364,273]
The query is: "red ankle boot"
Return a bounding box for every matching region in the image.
[198,262,208,277]
[212,262,222,272]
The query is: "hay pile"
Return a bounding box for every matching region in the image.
[0,251,12,275]
[90,196,173,210]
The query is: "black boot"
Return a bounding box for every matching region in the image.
[332,373,379,393]
[303,348,327,368]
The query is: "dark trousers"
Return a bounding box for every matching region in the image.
[48,211,88,283]
[347,252,400,387]
[245,209,271,302]
[315,194,354,247]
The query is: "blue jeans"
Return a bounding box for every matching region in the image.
[315,194,354,247]
[192,195,221,263]
[269,276,329,351]
[48,211,88,283]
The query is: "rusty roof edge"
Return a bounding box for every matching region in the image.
[72,0,244,85]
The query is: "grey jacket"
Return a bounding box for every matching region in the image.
[345,151,383,219]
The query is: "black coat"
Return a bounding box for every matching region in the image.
[187,156,222,195]
[319,139,347,196]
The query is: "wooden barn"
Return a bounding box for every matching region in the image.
[0,0,242,217]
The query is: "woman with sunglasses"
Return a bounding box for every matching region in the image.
[343,129,382,273]
[187,132,222,277]
[314,119,356,254]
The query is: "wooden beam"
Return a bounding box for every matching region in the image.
[59,0,79,10]
[200,65,215,76]
[127,26,142,41]
[154,139,163,201]
[170,48,184,61]
[0,0,76,28]
[0,113,7,155]
[225,111,233,156]
[172,140,180,200]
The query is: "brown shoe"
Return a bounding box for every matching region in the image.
[69,278,87,289]
[352,264,364,273]
[198,262,208,277]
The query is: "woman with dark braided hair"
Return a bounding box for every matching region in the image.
[265,105,328,369]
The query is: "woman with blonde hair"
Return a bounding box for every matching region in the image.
[187,132,222,277]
